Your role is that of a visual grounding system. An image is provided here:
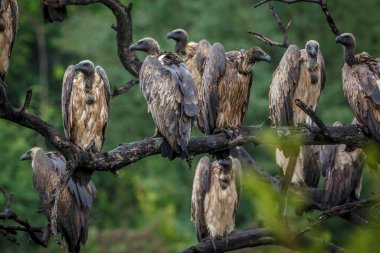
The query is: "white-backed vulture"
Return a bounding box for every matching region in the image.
[336,33,380,142]
[320,121,364,208]
[269,41,325,186]
[200,43,271,135]
[0,0,18,80]
[40,0,67,23]
[129,37,198,159]
[21,147,96,253]
[167,29,211,94]
[62,60,110,152]
[191,156,241,242]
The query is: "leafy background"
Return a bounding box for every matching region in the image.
[1,0,380,252]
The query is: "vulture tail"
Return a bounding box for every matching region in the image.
[160,138,178,160]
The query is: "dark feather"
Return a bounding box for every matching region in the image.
[41,1,67,23]
[61,65,75,140]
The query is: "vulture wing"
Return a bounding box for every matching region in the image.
[200,43,226,134]
[269,45,301,126]
[61,65,75,141]
[140,53,197,156]
[95,66,111,149]
[40,0,67,23]
[191,156,211,242]
[194,39,211,75]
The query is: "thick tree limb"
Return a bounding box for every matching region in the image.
[254,0,340,35]
[180,228,344,253]
[248,2,291,48]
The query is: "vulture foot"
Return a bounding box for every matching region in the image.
[219,126,241,140]
[201,236,217,252]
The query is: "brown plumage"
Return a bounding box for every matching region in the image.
[269,41,325,185]
[40,0,67,23]
[62,60,110,152]
[336,33,380,142]
[0,0,18,80]
[200,43,271,135]
[129,37,198,159]
[167,29,211,94]
[21,147,96,253]
[320,121,364,208]
[191,156,241,241]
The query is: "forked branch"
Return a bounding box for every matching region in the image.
[255,0,340,35]
[248,2,291,48]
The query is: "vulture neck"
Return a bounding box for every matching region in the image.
[175,39,188,56]
[306,57,318,70]
[343,45,358,66]
[84,72,95,91]
[238,59,254,74]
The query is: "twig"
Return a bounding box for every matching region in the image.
[295,99,331,140]
[254,0,340,35]
[111,78,139,98]
[21,88,33,112]
[248,2,291,48]
[296,195,380,238]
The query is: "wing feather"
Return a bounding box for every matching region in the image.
[200,43,226,134]
[269,45,301,126]
[62,65,75,140]
[191,156,211,241]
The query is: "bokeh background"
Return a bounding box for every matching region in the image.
[1,0,380,252]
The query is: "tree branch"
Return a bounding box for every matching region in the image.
[180,228,345,253]
[254,0,340,35]
[248,2,291,48]
[111,78,139,98]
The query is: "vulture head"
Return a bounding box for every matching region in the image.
[129,37,160,56]
[167,29,188,56]
[305,40,320,70]
[20,147,40,161]
[335,33,356,48]
[240,46,271,74]
[218,157,233,189]
[75,60,95,76]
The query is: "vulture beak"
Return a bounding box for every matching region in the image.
[166,31,175,39]
[309,48,317,58]
[262,53,272,63]
[335,35,343,44]
[128,43,138,52]
[74,63,82,71]
[20,151,32,161]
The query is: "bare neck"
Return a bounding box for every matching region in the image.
[344,45,357,66]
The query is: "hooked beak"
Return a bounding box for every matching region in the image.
[309,48,317,58]
[263,53,272,63]
[129,43,138,52]
[335,35,343,44]
[166,31,175,39]
[20,151,32,161]
[218,157,232,170]
[74,63,82,71]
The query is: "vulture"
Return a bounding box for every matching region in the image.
[336,33,380,142]
[200,43,271,135]
[269,40,325,185]
[129,37,198,159]
[191,156,241,242]
[320,121,364,208]
[21,147,96,253]
[62,60,110,152]
[40,0,67,23]
[167,29,211,94]
[0,0,18,80]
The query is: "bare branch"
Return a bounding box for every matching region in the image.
[296,195,380,238]
[254,0,340,35]
[248,2,291,48]
[180,228,345,253]
[295,99,331,140]
[21,88,33,112]
[111,78,139,98]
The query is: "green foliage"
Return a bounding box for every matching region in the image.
[2,0,380,252]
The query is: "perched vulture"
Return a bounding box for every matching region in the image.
[0,0,18,80]
[336,33,380,142]
[191,156,241,242]
[62,60,110,152]
[320,121,364,208]
[167,29,211,94]
[200,43,271,135]
[21,147,96,253]
[40,0,67,23]
[269,41,325,185]
[129,37,198,159]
